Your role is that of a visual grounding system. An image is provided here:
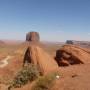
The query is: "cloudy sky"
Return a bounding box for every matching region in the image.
[0,0,90,42]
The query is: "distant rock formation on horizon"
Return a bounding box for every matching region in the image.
[66,40,90,48]
[0,40,5,46]
[66,40,74,44]
[26,32,40,42]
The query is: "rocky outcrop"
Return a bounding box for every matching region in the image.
[0,40,5,46]
[66,40,90,48]
[55,45,90,66]
[23,45,58,75]
[26,32,40,42]
[66,40,74,44]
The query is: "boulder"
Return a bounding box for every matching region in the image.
[55,45,90,66]
[26,32,40,42]
[23,45,58,75]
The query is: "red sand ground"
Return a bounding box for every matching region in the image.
[0,43,90,90]
[52,64,90,90]
[11,63,90,90]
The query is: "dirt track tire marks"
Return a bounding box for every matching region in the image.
[0,56,11,68]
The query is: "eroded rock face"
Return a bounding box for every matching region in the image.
[26,32,40,42]
[55,45,90,66]
[0,40,5,46]
[66,40,74,44]
[23,45,58,75]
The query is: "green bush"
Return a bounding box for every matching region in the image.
[32,73,58,90]
[8,64,40,89]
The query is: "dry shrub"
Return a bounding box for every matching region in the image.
[32,72,59,90]
[8,64,40,90]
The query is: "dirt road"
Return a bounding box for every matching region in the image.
[0,56,11,68]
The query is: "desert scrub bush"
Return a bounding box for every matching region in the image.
[32,72,59,90]
[8,64,40,90]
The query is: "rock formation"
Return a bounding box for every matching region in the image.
[66,40,90,48]
[55,45,90,66]
[0,40,5,46]
[66,40,74,44]
[26,32,40,42]
[23,45,58,75]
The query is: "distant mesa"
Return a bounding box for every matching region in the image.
[66,40,74,44]
[26,31,40,42]
[55,45,90,66]
[0,40,5,45]
[66,40,90,48]
[0,40,4,44]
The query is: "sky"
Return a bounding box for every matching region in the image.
[0,0,90,42]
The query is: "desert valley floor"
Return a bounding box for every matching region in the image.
[0,40,90,90]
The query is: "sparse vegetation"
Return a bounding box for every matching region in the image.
[32,72,59,90]
[8,64,40,90]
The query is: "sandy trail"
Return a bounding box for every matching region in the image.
[0,56,11,68]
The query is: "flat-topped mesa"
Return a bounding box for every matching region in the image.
[66,40,74,44]
[55,45,90,66]
[26,32,40,42]
[23,45,58,75]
